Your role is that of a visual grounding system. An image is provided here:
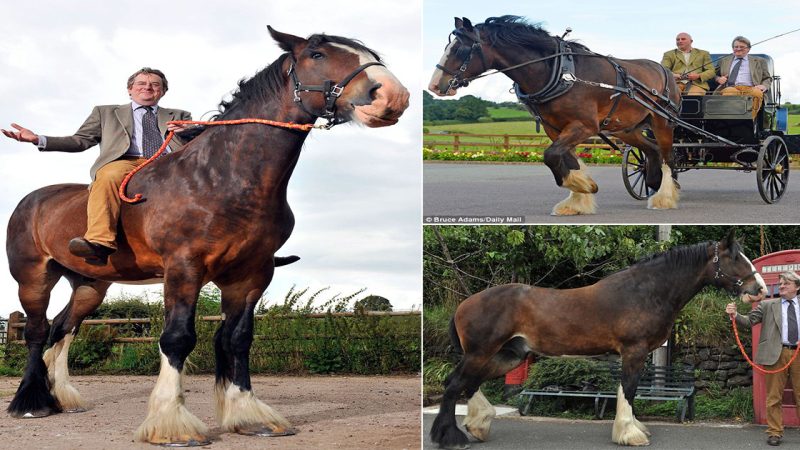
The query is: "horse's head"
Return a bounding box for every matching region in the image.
[268,26,409,128]
[428,17,489,96]
[712,229,767,301]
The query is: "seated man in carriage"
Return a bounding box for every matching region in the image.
[661,32,715,95]
[714,36,772,120]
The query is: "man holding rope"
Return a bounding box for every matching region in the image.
[2,68,192,265]
[726,271,800,446]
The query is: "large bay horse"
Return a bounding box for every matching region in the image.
[6,27,408,445]
[430,230,767,449]
[428,16,681,215]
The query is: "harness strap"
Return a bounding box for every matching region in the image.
[290,60,384,127]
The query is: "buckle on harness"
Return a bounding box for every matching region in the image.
[330,85,344,98]
[562,73,576,82]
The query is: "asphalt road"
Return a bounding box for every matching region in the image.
[423,163,799,223]
[422,413,796,449]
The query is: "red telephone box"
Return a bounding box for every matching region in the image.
[750,250,800,426]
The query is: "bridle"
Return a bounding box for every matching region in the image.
[288,56,384,128]
[713,242,758,294]
[435,31,487,91]
[435,29,569,93]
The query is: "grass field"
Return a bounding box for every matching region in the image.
[486,106,530,120]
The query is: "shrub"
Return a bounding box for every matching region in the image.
[69,326,115,370]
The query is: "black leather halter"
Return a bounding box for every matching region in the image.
[713,242,758,294]
[288,57,384,128]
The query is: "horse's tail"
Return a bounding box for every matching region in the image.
[448,316,463,356]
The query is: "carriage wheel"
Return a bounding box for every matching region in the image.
[756,135,789,204]
[621,145,648,200]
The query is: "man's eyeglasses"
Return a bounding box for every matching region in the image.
[732,46,749,49]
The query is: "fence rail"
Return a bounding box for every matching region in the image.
[423,132,623,153]
[6,310,421,345]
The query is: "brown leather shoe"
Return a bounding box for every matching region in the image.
[767,435,781,446]
[68,238,115,266]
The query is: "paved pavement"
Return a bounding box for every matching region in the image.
[422,407,798,449]
[423,163,800,223]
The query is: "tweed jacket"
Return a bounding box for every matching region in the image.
[40,104,192,181]
[733,298,789,365]
[660,48,716,91]
[716,54,772,89]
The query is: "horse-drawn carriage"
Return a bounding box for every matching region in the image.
[622,53,800,204]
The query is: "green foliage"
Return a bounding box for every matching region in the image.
[423,91,491,121]
[2,343,27,372]
[68,326,114,370]
[90,293,160,319]
[635,384,753,421]
[355,295,393,312]
[1,286,419,376]
[424,225,663,307]
[423,357,453,387]
[674,287,750,348]
[524,358,615,391]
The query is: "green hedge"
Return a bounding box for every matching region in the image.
[2,287,420,376]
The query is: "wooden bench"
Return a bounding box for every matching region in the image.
[518,363,696,422]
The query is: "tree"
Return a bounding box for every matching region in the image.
[355,295,393,312]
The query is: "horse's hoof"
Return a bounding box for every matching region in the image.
[238,426,296,437]
[157,439,212,447]
[21,410,53,419]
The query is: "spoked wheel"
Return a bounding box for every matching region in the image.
[622,145,648,200]
[756,135,789,204]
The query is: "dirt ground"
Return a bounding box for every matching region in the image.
[0,374,420,449]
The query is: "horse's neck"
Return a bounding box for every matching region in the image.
[192,97,312,193]
[497,47,555,92]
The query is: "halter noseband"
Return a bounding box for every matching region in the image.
[435,30,487,91]
[288,57,384,129]
[713,242,757,293]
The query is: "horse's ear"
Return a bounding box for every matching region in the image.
[268,25,307,54]
[462,18,474,32]
[454,17,464,29]
[721,228,737,250]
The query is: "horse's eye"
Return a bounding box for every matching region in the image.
[310,52,324,60]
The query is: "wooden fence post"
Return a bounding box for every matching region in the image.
[9,311,24,342]
[453,135,460,152]
[504,135,510,151]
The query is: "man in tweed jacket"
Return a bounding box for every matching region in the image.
[661,32,715,95]
[726,271,800,446]
[2,68,191,264]
[714,36,772,120]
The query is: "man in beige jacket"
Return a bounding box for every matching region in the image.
[661,32,715,95]
[2,68,191,265]
[715,36,772,119]
[726,271,800,446]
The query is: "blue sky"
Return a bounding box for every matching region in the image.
[424,0,800,103]
[0,0,422,318]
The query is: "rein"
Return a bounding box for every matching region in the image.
[118,118,322,203]
[731,314,800,374]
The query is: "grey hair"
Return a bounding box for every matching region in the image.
[731,36,751,48]
[127,67,168,92]
[779,271,800,288]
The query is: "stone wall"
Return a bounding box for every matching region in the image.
[676,343,754,390]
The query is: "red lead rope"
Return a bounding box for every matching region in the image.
[731,315,800,374]
[118,119,318,203]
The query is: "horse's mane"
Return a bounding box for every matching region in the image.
[632,239,740,273]
[215,34,381,120]
[477,15,590,53]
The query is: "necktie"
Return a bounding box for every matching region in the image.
[726,58,742,87]
[141,106,163,158]
[789,299,798,345]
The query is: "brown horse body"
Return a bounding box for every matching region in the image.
[7,27,408,446]
[429,16,681,215]
[430,231,767,449]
